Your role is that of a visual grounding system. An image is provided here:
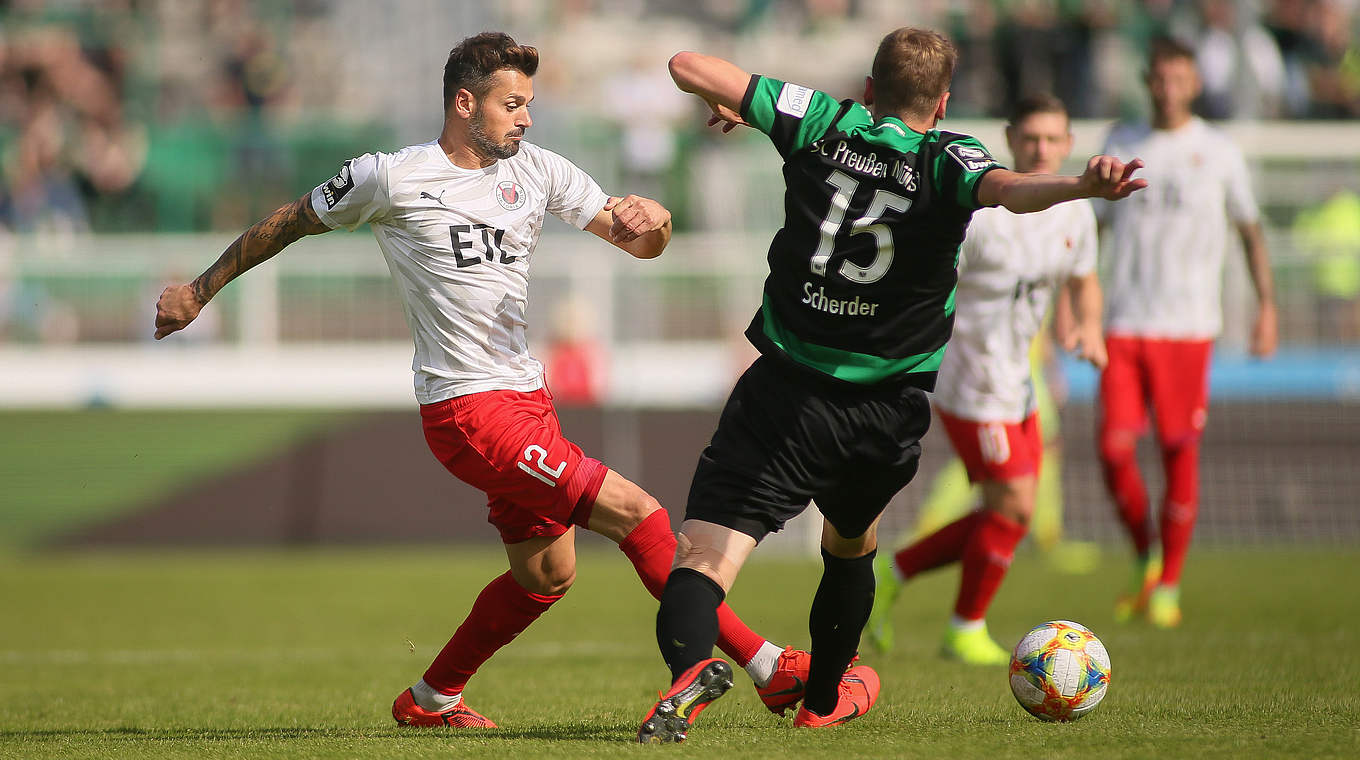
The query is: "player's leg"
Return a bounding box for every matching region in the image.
[396,389,587,727]
[640,357,824,742]
[583,468,795,699]
[1144,338,1213,628]
[792,519,882,727]
[927,412,1039,665]
[799,386,928,725]
[395,530,575,728]
[1098,336,1159,620]
[639,518,756,743]
[943,474,1034,666]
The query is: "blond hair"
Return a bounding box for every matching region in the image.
[871,27,957,119]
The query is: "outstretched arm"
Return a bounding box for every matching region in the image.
[586,195,672,259]
[1237,220,1278,357]
[668,51,752,132]
[978,156,1148,214]
[154,193,330,339]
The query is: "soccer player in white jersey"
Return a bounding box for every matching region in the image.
[153,32,809,728]
[866,93,1107,665]
[1098,37,1277,629]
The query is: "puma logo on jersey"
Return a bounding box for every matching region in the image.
[420,189,448,208]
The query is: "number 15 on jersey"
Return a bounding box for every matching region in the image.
[811,170,912,285]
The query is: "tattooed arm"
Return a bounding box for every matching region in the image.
[154,193,331,339]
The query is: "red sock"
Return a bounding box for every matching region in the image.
[619,509,764,667]
[422,571,561,694]
[1159,440,1201,586]
[1100,432,1152,556]
[894,510,986,578]
[953,510,1027,621]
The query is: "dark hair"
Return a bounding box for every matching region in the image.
[870,27,957,119]
[1008,92,1069,127]
[1147,35,1196,68]
[443,32,539,113]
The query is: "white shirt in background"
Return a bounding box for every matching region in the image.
[1097,117,1260,340]
[933,200,1098,422]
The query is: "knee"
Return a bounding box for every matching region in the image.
[1158,434,1200,459]
[1163,499,1198,525]
[592,473,663,539]
[1099,428,1138,464]
[621,490,663,530]
[533,568,575,597]
[820,522,877,558]
[984,484,1033,527]
[673,533,741,593]
[516,562,576,596]
[996,504,1031,529]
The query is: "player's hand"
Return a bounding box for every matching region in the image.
[154,283,203,340]
[1252,301,1278,358]
[705,100,748,133]
[604,195,670,244]
[1079,155,1148,201]
[1065,324,1108,370]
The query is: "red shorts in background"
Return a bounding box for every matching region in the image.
[936,406,1043,483]
[420,387,607,544]
[1099,334,1213,446]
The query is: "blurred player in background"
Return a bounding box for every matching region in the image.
[153,32,808,729]
[1097,37,1277,628]
[905,305,1099,572]
[638,28,1144,742]
[867,93,1106,665]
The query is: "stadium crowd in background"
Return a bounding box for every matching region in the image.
[3,2,1359,346]
[2,0,1359,237]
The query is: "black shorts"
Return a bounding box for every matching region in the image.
[684,355,931,542]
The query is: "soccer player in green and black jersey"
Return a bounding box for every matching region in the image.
[636,27,1147,742]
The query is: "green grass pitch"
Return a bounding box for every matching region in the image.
[2,545,1356,759]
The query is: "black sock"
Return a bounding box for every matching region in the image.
[804,548,876,716]
[656,567,725,682]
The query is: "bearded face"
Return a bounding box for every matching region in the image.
[468,105,523,160]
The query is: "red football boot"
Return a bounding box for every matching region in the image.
[754,647,811,716]
[636,658,734,744]
[392,688,497,728]
[792,665,880,728]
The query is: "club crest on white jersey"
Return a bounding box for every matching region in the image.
[497,180,526,210]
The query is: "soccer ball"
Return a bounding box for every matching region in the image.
[1008,620,1111,721]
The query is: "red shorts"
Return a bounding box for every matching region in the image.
[1099,335,1213,446]
[936,406,1042,483]
[420,387,608,544]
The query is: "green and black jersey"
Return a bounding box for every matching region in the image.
[739,74,1004,391]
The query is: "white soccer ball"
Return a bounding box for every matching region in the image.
[1008,620,1111,721]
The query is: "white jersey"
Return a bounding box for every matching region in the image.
[1098,117,1259,339]
[932,201,1098,423]
[310,140,609,403]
